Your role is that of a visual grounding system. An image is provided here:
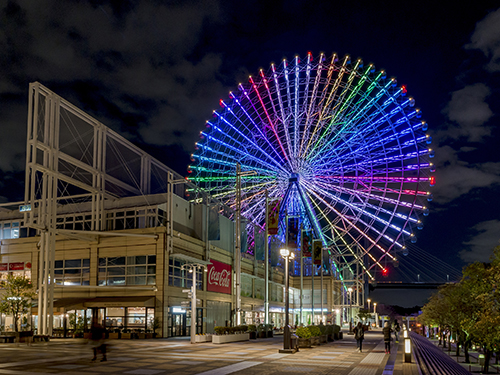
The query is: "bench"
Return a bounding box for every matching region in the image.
[410,331,471,375]
[0,335,16,343]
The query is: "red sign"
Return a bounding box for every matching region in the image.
[8,262,25,271]
[207,260,232,294]
[0,263,7,271]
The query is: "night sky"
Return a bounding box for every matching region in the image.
[1,0,499,277]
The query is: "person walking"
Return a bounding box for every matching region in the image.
[90,323,107,362]
[353,322,365,352]
[393,320,400,343]
[383,321,393,354]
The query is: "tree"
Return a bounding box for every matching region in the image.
[356,309,372,323]
[0,274,36,332]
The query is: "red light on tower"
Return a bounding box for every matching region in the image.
[382,268,388,277]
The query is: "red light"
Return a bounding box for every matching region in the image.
[401,85,407,94]
[219,99,224,107]
[382,268,388,277]
[429,176,436,186]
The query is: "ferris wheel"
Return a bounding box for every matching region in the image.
[189,52,434,279]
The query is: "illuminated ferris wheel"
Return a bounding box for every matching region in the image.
[189,52,434,279]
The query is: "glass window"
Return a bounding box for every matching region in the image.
[98,255,156,286]
[54,258,90,286]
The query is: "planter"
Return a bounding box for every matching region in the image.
[266,330,274,338]
[108,332,121,339]
[212,333,249,344]
[311,336,320,346]
[320,335,328,343]
[121,333,131,339]
[258,331,266,339]
[195,334,212,343]
[327,334,334,342]
[298,337,312,348]
[249,331,257,339]
[83,332,92,340]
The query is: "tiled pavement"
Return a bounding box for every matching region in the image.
[0,331,416,375]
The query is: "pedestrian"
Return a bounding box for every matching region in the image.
[90,323,107,362]
[393,320,400,343]
[383,321,393,354]
[353,322,365,352]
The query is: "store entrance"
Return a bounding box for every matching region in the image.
[171,313,186,337]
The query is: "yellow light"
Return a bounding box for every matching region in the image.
[405,338,411,353]
[280,248,290,257]
[404,330,408,338]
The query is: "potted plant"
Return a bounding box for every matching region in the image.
[257,324,266,338]
[265,324,273,338]
[149,317,161,338]
[212,326,250,344]
[296,326,312,348]
[332,324,342,340]
[326,324,334,341]
[121,328,131,339]
[318,324,328,343]
[308,325,321,345]
[108,328,121,339]
[248,324,257,339]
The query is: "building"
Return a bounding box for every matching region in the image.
[0,82,345,337]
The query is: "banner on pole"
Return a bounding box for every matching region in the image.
[254,225,265,260]
[208,204,220,240]
[313,240,322,265]
[268,199,280,235]
[240,219,248,253]
[302,230,312,257]
[287,217,299,249]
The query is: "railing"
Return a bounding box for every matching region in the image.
[410,331,471,375]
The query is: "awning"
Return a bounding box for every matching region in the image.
[32,296,156,313]
[83,296,155,308]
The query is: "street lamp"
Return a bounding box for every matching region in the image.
[374,302,378,328]
[348,287,353,333]
[279,248,296,353]
[367,298,371,311]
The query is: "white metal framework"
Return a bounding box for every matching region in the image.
[24,82,192,335]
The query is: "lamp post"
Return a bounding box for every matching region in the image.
[374,302,378,328]
[367,298,371,311]
[235,163,256,326]
[279,248,296,353]
[348,287,353,333]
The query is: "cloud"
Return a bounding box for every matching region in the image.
[431,145,500,205]
[0,0,225,171]
[460,219,500,263]
[466,7,500,72]
[440,84,493,142]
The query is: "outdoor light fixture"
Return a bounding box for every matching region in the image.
[404,328,411,363]
[279,248,296,354]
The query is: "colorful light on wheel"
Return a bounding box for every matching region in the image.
[190,52,433,279]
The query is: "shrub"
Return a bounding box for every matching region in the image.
[325,325,334,335]
[247,324,257,332]
[238,325,248,333]
[296,326,312,339]
[214,326,227,335]
[308,325,321,337]
[318,324,327,335]
[257,324,265,332]
[265,324,273,331]
[332,324,340,334]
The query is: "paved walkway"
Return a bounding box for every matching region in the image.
[0,331,419,374]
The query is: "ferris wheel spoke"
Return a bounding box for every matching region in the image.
[192,52,431,278]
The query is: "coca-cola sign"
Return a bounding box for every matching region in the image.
[207,259,232,294]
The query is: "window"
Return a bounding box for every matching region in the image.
[105,208,161,231]
[168,258,203,290]
[54,258,90,286]
[0,222,21,240]
[99,255,156,286]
